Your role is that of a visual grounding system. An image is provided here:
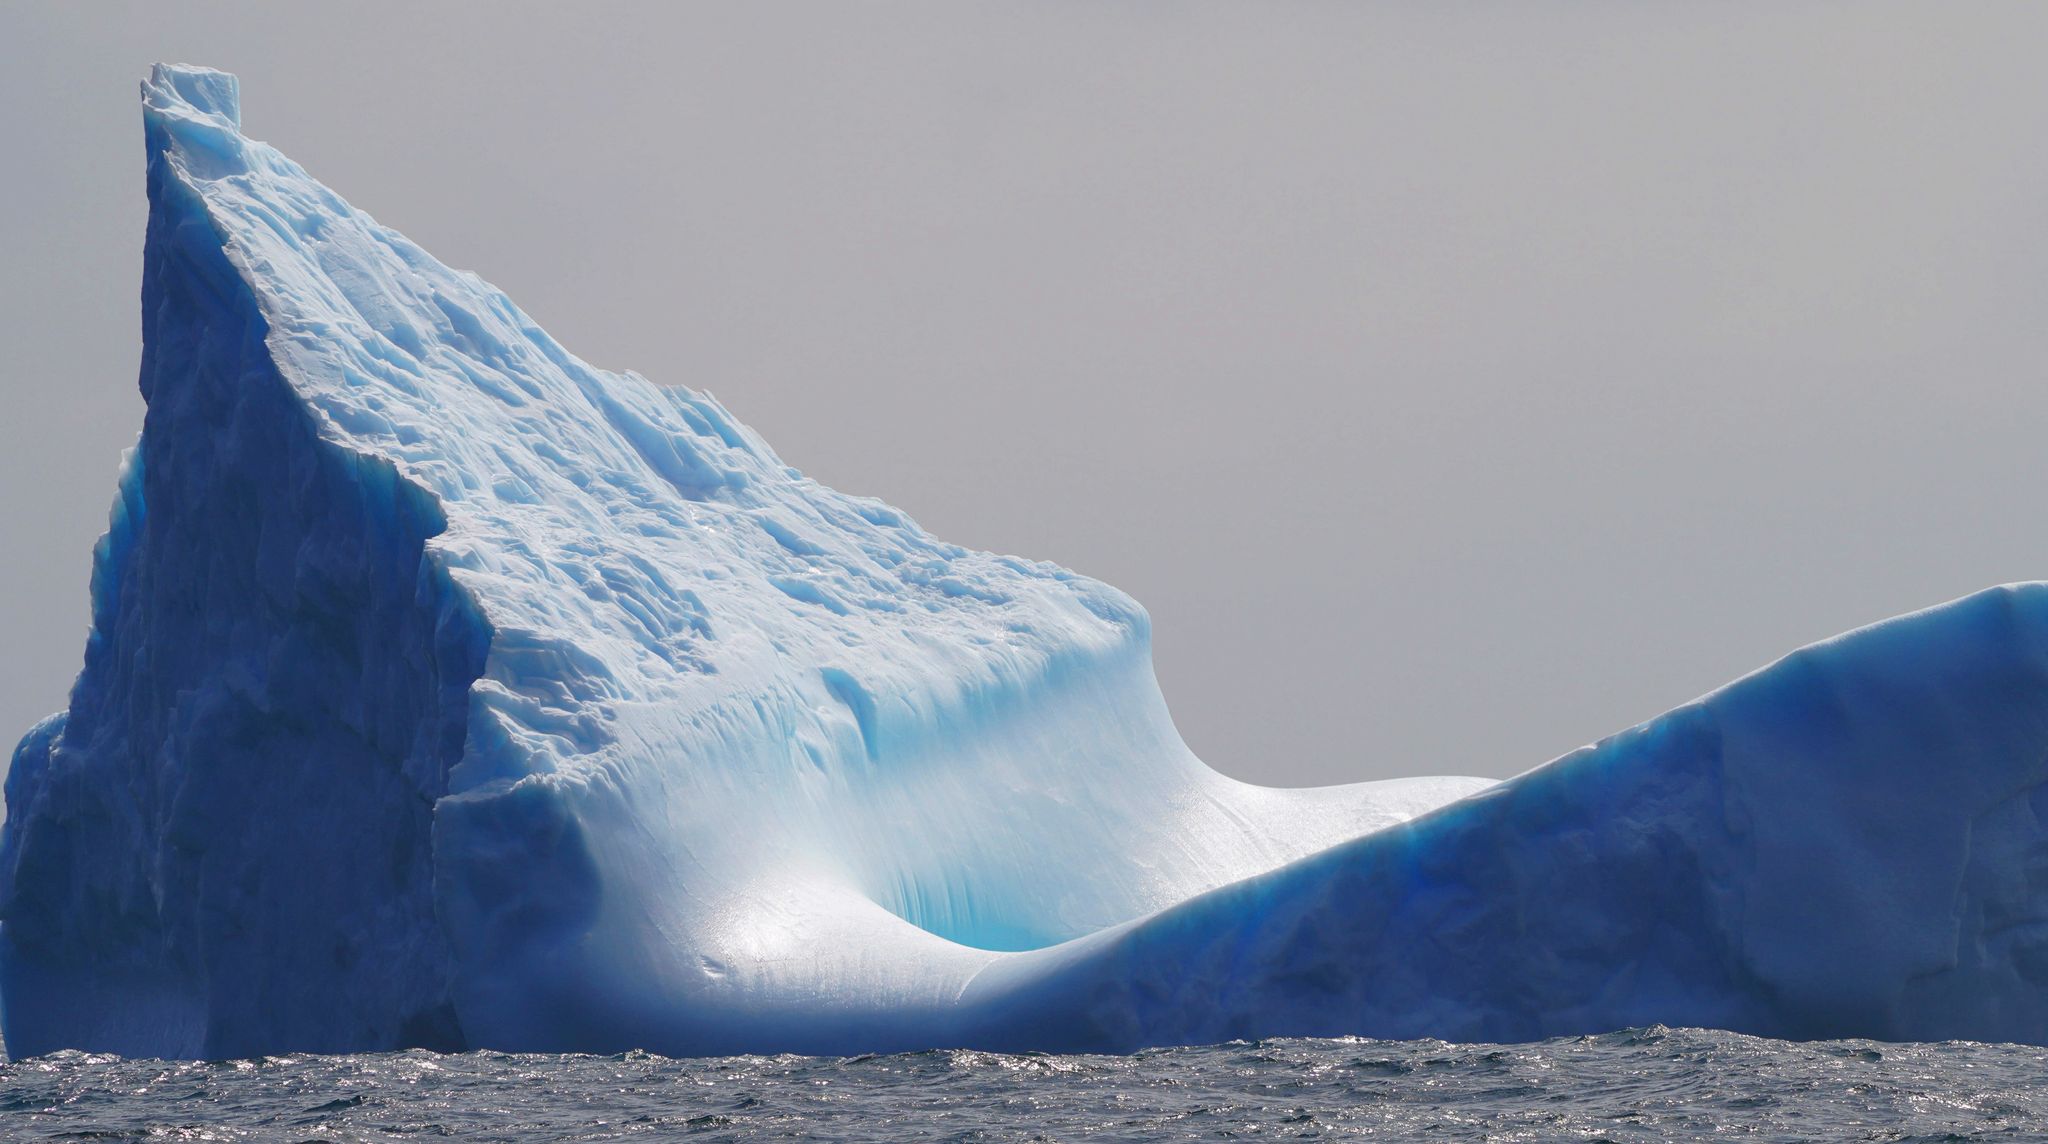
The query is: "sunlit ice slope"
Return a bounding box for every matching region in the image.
[8,65,2048,1058]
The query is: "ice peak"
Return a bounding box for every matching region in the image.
[141,63,241,132]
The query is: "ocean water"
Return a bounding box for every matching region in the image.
[3,1027,2046,1141]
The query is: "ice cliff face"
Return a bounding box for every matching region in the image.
[8,65,2048,1058]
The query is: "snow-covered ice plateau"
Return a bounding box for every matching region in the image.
[7,66,2048,1058]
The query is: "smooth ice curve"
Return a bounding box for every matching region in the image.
[8,65,2048,1059]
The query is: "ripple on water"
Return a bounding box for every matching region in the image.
[3,1029,2048,1141]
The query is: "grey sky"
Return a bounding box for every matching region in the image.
[3,3,2047,787]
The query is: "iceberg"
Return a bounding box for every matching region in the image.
[7,65,2048,1059]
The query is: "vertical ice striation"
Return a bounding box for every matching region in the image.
[0,67,487,1057]
[7,66,2048,1058]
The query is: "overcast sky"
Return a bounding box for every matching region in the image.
[4,3,2047,787]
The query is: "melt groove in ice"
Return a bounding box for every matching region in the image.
[6,65,2048,1058]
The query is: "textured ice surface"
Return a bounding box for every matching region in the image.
[7,66,2048,1058]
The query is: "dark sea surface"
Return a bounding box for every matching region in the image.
[4,1027,2047,1141]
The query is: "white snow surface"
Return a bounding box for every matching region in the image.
[8,66,2048,1057]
